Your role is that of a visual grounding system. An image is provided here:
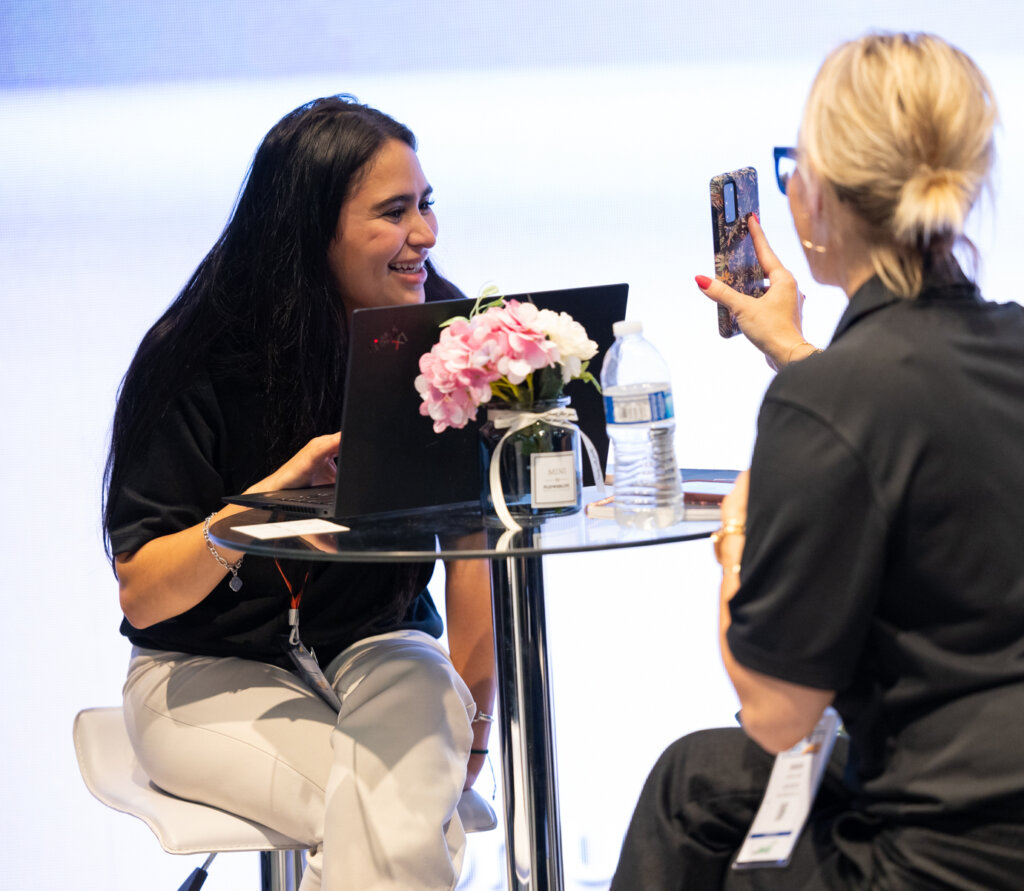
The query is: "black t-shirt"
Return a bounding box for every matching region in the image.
[108,372,441,669]
[727,272,1024,824]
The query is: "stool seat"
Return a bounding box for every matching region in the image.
[75,706,305,855]
[74,705,497,857]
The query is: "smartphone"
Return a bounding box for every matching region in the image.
[710,167,766,338]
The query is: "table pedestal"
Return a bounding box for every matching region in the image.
[490,549,563,891]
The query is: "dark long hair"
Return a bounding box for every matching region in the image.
[103,95,461,560]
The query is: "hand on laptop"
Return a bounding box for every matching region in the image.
[245,432,341,494]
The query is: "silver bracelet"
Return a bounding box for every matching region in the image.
[202,513,244,592]
[472,710,495,724]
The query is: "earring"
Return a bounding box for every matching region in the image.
[792,201,827,254]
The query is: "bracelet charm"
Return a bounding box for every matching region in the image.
[203,513,244,592]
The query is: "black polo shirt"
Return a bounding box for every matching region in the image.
[108,372,441,669]
[727,271,1024,823]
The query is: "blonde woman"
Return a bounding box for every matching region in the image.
[613,33,1024,889]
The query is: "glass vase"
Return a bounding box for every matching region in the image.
[478,396,583,527]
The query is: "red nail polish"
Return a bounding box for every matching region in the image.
[751,212,760,225]
[695,275,713,290]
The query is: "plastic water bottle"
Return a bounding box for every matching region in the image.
[600,320,683,528]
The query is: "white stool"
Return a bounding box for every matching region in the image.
[74,706,497,890]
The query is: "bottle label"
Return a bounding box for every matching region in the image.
[604,390,674,424]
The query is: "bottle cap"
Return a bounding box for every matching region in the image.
[612,320,643,336]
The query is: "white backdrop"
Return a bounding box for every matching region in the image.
[2,4,1022,888]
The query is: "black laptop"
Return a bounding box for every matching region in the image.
[225,283,628,522]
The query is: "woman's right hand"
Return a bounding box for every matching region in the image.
[117,432,341,629]
[696,215,814,370]
[245,432,342,495]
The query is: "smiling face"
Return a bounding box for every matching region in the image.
[327,139,438,314]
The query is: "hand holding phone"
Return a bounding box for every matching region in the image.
[710,167,767,338]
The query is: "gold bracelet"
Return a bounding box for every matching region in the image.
[711,519,746,541]
[711,519,746,564]
[785,340,822,365]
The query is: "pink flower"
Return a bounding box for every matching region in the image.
[414,319,501,432]
[477,301,560,383]
[415,296,595,432]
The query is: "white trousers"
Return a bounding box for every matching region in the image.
[123,630,476,891]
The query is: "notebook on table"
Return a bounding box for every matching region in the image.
[224,283,629,522]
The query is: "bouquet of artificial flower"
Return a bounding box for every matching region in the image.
[415,292,599,433]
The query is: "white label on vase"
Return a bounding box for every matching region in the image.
[530,451,578,507]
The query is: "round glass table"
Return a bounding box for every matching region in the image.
[211,487,720,891]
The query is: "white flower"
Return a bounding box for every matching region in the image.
[536,309,598,382]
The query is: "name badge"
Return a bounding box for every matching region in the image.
[732,707,840,870]
[283,607,342,712]
[286,639,342,712]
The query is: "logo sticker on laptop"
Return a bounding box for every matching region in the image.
[371,327,408,352]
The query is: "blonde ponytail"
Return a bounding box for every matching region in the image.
[800,33,997,297]
[893,166,976,246]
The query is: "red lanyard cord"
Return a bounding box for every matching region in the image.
[274,559,310,610]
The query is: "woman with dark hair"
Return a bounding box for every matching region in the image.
[612,33,1024,889]
[104,95,493,890]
